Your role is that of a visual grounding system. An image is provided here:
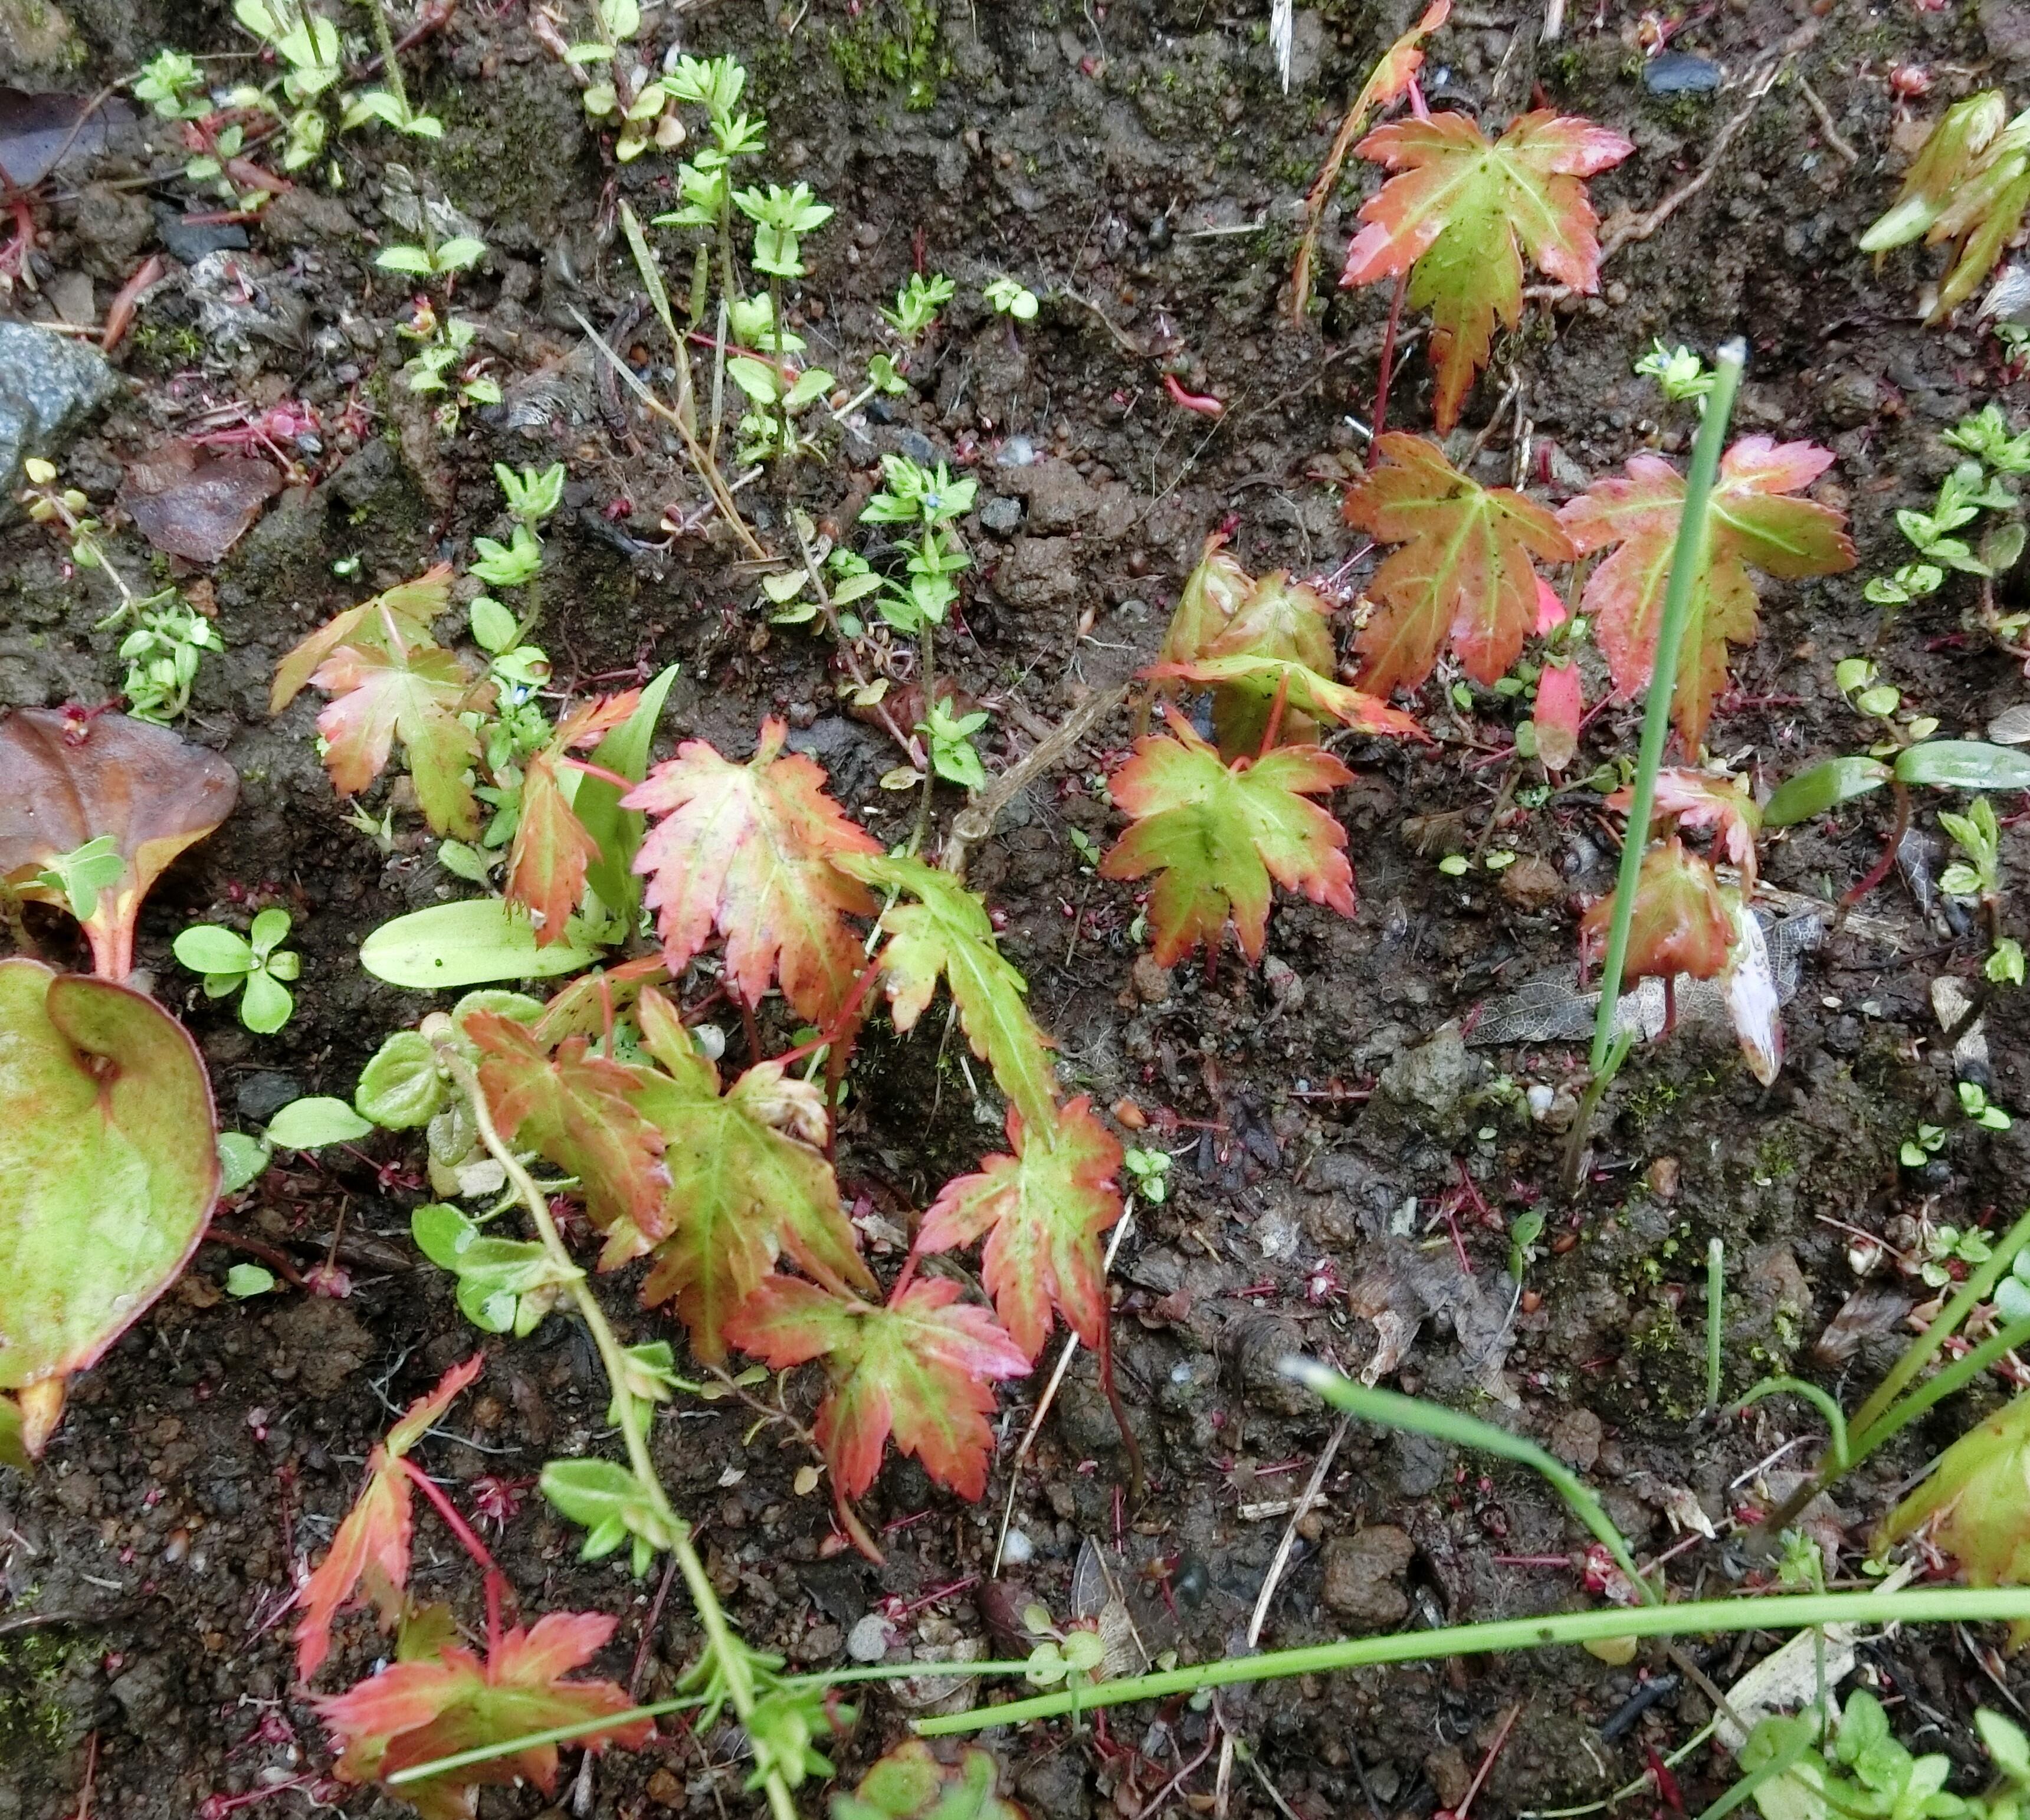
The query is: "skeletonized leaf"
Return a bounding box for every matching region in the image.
[624,718,880,1023]
[840,852,1058,1130]
[1342,110,1632,429]
[1559,438,1854,755]
[296,1356,483,1682]
[632,988,873,1363]
[1343,431,1576,693]
[1100,710,1356,965]
[919,1097,1123,1361]
[469,1012,670,1262]
[724,1274,1028,1501]
[316,1611,653,1817]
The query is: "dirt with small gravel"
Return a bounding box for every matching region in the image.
[4,2,2030,1817]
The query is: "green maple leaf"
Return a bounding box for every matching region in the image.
[1343,431,1576,694]
[631,988,873,1363]
[1100,710,1356,965]
[840,852,1058,1130]
[1342,109,1632,430]
[830,1740,1025,1820]
[724,1273,1028,1503]
[918,1097,1123,1361]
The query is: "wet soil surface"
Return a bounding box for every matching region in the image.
[4,1,2030,1816]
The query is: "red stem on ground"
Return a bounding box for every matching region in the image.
[1256,669,1294,760]
[1097,1305,1147,1506]
[1369,268,1411,465]
[1840,778,1911,913]
[398,1456,503,1584]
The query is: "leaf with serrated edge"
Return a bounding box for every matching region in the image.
[1100,709,1356,965]
[919,1097,1123,1360]
[1342,110,1631,429]
[1613,768,1761,891]
[311,639,487,839]
[725,1275,1028,1501]
[314,1610,652,1816]
[624,717,880,1023]
[1144,654,1428,754]
[841,852,1058,1130]
[1344,431,1576,693]
[271,566,453,713]
[505,691,640,945]
[1559,438,1854,755]
[295,1356,482,1682]
[1579,837,1730,983]
[632,988,871,1363]
[469,1012,670,1262]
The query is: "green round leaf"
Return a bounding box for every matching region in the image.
[248,907,292,952]
[225,1263,277,1297]
[265,1096,372,1149]
[0,959,218,1396]
[265,949,301,982]
[216,1130,271,1193]
[173,924,254,975]
[240,969,294,1034]
[356,1029,448,1128]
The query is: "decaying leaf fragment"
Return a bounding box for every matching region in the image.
[0,707,238,979]
[0,956,218,1459]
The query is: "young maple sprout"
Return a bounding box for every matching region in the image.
[173,909,302,1034]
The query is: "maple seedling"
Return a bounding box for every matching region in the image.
[1340,107,1632,430]
[173,907,303,1034]
[1861,90,2030,323]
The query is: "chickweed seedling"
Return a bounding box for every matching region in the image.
[852,454,978,634]
[1634,339,1715,411]
[120,595,222,723]
[883,271,956,338]
[1123,1146,1172,1204]
[174,909,303,1034]
[571,0,674,163]
[985,275,1038,320]
[920,698,989,790]
[135,49,209,119]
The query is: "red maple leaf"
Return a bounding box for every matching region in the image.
[270,566,454,716]
[468,1012,670,1264]
[1100,709,1356,965]
[311,639,486,840]
[505,690,641,946]
[1559,438,1855,755]
[623,718,880,1024]
[296,1356,483,1683]
[918,1097,1123,1361]
[1343,431,1576,694]
[724,1275,1028,1503]
[1342,110,1632,429]
[1580,837,1731,983]
[315,1611,652,1820]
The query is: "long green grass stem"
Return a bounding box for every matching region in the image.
[1285,1360,1654,1600]
[1732,1377,1849,1470]
[1707,1238,1726,1408]
[916,1587,2030,1736]
[1588,340,1745,1074]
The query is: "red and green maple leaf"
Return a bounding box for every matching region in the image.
[468,1012,671,1264]
[309,639,487,840]
[832,1740,1027,1820]
[724,1274,1028,1503]
[1559,438,1855,755]
[505,690,641,946]
[1342,109,1632,429]
[1343,431,1576,694]
[1100,710,1356,966]
[316,1610,652,1820]
[1579,837,1730,983]
[1613,767,1762,892]
[1860,91,2030,322]
[840,852,1060,1132]
[918,1097,1123,1362]
[631,987,873,1363]
[296,1355,483,1683]
[270,566,454,716]
[623,717,880,1024]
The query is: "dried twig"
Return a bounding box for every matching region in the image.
[1798,77,1859,165]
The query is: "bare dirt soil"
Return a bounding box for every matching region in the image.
[3,1,2029,1816]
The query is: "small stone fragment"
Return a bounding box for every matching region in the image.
[847,1613,892,1662]
[1549,1406,1603,1473]
[1319,1524,1415,1629]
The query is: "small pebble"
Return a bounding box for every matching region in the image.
[1526,1083,1556,1121]
[996,434,1037,467]
[1001,1529,1035,1566]
[847,1614,892,1662]
[1644,51,1721,93]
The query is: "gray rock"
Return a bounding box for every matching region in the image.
[1017,1751,1088,1820]
[845,1613,892,1662]
[236,1071,304,1124]
[1320,1525,1415,1629]
[1644,52,1721,93]
[979,493,1024,535]
[1378,1022,1483,1136]
[0,320,118,504]
[153,204,248,263]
